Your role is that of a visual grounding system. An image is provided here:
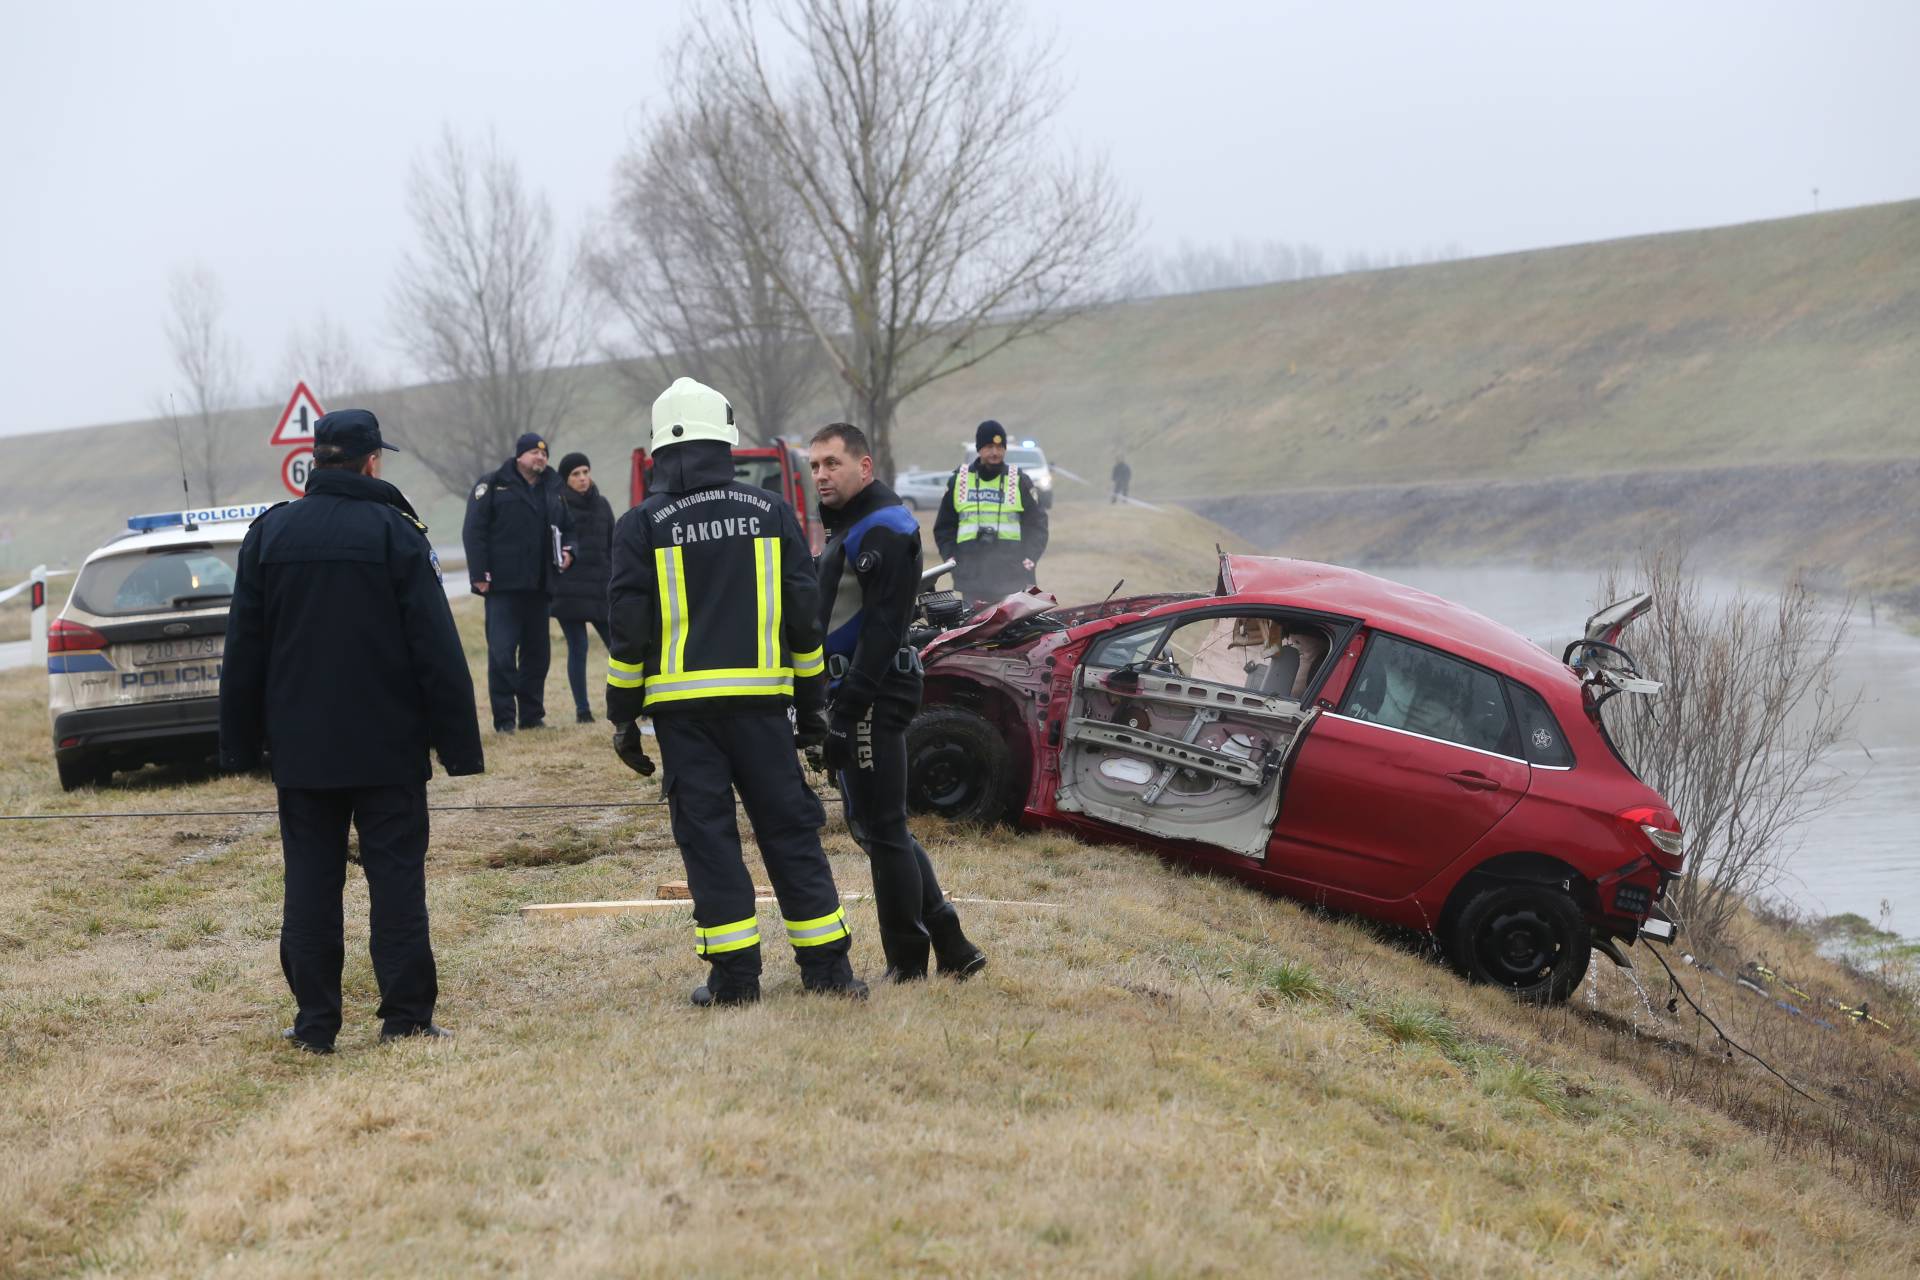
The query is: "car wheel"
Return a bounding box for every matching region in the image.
[902,496,920,512]
[1445,883,1591,1004]
[906,706,1014,824]
[57,754,104,791]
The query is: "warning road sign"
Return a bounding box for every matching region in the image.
[281,448,314,497]
[270,382,326,446]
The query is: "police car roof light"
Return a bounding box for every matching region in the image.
[127,502,276,533]
[1022,439,1037,448]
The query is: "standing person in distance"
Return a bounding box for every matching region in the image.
[550,452,614,724]
[934,419,1049,608]
[1111,452,1132,504]
[606,377,866,1007]
[810,423,986,981]
[220,409,484,1054]
[462,432,574,733]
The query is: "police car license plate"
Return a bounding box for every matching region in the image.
[135,637,222,666]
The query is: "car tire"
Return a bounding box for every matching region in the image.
[902,497,920,512]
[906,706,1014,824]
[1445,883,1591,1004]
[57,754,104,792]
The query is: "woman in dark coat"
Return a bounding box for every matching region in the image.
[551,452,615,722]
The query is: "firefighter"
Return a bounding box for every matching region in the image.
[933,419,1050,607]
[606,377,866,1006]
[220,409,484,1052]
[808,422,987,982]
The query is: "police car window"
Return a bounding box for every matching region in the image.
[1341,633,1517,757]
[72,547,241,616]
[1007,449,1045,467]
[1508,680,1575,768]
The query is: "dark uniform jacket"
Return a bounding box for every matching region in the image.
[462,459,575,595]
[817,480,921,715]
[220,468,484,788]
[550,483,614,624]
[606,440,826,723]
[932,459,1049,597]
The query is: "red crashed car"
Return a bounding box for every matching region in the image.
[906,555,1682,1002]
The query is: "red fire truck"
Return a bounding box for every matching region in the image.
[629,439,824,555]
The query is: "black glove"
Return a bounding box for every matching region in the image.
[611,721,655,777]
[822,706,859,775]
[794,703,829,752]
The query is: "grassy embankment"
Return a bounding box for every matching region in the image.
[2,500,1917,1277]
[4,199,1917,594]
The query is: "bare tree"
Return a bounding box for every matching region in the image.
[1594,549,1856,945]
[274,312,374,407]
[391,127,595,497]
[588,104,824,444]
[677,0,1137,479]
[161,265,246,505]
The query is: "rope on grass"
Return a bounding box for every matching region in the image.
[0,800,675,822]
[1645,943,1832,1110]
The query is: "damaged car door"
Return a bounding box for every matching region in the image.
[1054,610,1324,858]
[1269,632,1529,902]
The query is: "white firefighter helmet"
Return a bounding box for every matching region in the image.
[650,376,739,452]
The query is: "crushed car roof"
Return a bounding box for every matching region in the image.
[1219,555,1569,682]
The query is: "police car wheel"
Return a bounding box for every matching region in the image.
[57,754,106,792]
[905,706,1013,824]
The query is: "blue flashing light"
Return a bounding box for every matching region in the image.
[127,501,276,532]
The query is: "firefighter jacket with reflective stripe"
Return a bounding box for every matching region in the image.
[606,441,826,721]
[817,480,921,715]
[933,461,1049,561]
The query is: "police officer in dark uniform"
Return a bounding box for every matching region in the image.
[220,410,484,1053]
[810,423,987,982]
[933,419,1049,607]
[462,432,575,733]
[606,377,865,1007]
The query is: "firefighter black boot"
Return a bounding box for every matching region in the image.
[798,948,870,1000]
[928,908,987,979]
[691,952,762,1008]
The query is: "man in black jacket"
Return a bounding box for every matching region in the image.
[462,432,575,732]
[933,419,1049,607]
[811,423,986,982]
[606,377,864,1007]
[551,451,614,724]
[221,409,484,1054]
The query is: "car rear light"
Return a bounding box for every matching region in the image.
[59,736,82,749]
[1618,804,1685,858]
[48,618,109,653]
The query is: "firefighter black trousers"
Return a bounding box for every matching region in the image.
[838,679,959,968]
[654,712,850,987]
[276,783,437,1046]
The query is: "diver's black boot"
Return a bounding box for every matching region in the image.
[928,910,987,979]
[881,931,931,984]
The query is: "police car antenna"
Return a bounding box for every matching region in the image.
[167,393,192,504]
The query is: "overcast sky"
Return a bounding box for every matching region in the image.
[3,0,1916,437]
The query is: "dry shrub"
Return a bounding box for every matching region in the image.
[1597,548,1854,945]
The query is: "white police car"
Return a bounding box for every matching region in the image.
[47,502,274,789]
[960,438,1055,509]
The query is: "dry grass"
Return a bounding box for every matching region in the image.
[3,501,1918,1277]
[0,593,26,643]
